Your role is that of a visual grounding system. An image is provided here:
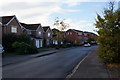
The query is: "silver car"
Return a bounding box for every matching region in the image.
[84,43,91,47]
[0,44,4,53]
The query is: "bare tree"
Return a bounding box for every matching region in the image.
[54,17,69,31]
[53,17,69,44]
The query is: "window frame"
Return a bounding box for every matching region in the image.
[11,26,17,33]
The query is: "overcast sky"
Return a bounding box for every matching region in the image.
[0,0,119,33]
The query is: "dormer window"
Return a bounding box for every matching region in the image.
[11,27,17,33]
[48,33,51,37]
[38,31,41,35]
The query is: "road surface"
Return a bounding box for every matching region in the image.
[2,46,97,78]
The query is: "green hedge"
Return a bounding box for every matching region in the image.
[2,34,32,52]
[12,42,38,54]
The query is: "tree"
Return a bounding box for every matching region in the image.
[95,1,120,63]
[54,17,69,31]
[53,17,69,44]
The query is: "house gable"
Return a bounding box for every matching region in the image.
[65,29,84,43]
[36,24,44,38]
[43,26,53,39]
[1,15,23,35]
[0,15,14,25]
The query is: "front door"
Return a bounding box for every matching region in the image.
[40,40,43,47]
[36,40,39,48]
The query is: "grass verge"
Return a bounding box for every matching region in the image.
[107,64,120,78]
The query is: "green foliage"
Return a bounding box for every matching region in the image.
[53,18,69,43]
[95,2,120,63]
[87,37,95,43]
[2,34,32,52]
[12,42,38,54]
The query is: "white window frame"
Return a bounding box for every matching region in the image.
[38,31,41,35]
[67,32,69,35]
[70,32,72,35]
[11,27,17,33]
[78,32,82,35]
[48,33,51,37]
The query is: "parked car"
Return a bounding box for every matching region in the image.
[84,43,91,47]
[0,44,4,53]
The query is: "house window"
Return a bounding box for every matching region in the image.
[70,32,72,35]
[78,32,82,35]
[67,32,69,35]
[48,33,51,37]
[0,22,2,26]
[84,33,87,36]
[11,27,17,33]
[28,31,31,34]
[38,31,41,35]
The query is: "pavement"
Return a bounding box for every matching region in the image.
[67,47,110,78]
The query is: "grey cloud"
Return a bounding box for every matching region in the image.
[1,2,61,11]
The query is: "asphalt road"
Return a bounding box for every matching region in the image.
[2,46,97,78]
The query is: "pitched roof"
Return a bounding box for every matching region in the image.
[20,23,40,30]
[72,29,83,32]
[43,26,50,32]
[0,15,14,24]
[30,35,42,39]
[84,31,97,36]
[52,28,59,32]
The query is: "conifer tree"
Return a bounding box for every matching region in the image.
[95,1,120,63]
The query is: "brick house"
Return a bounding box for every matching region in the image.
[43,26,53,46]
[83,32,97,41]
[65,29,84,44]
[20,23,44,48]
[0,15,23,35]
[83,32,89,42]
[52,28,59,45]
[83,31,98,44]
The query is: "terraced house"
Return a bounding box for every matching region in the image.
[0,15,97,49]
[43,26,53,46]
[65,29,84,44]
[20,23,44,48]
[52,28,60,45]
[0,15,23,35]
[65,29,97,44]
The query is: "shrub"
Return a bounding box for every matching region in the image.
[2,34,18,52]
[95,2,120,63]
[2,34,32,52]
[12,42,38,54]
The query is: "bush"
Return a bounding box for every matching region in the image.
[95,2,120,63]
[12,42,38,54]
[2,34,32,52]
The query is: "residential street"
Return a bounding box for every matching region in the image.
[2,46,97,78]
